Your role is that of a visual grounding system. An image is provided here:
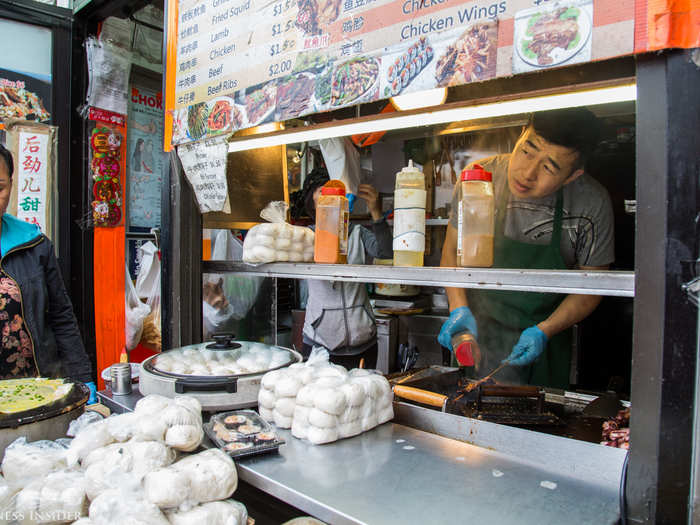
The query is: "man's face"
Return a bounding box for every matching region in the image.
[507,127,584,199]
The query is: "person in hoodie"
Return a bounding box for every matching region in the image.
[0,144,95,401]
[292,167,392,369]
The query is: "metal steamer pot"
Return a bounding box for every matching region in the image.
[139,335,302,411]
[0,382,90,455]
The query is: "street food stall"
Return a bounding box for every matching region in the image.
[156,0,700,517]
[0,0,696,522]
[149,0,700,519]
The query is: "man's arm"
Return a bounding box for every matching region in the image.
[441,224,468,310]
[536,265,607,338]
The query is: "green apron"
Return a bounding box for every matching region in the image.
[467,188,572,389]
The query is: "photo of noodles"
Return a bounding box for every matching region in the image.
[434,22,497,87]
[0,85,50,122]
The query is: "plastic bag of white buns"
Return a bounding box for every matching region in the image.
[258,347,348,429]
[166,499,248,525]
[143,449,237,511]
[1,437,68,489]
[242,201,314,263]
[292,368,393,445]
[14,469,88,524]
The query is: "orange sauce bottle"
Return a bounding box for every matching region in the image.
[314,181,349,264]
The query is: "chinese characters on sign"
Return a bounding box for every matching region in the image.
[176,137,230,213]
[17,132,48,231]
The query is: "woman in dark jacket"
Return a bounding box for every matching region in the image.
[0,144,95,400]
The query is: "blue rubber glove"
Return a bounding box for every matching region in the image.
[86,381,98,405]
[437,306,478,351]
[505,326,548,366]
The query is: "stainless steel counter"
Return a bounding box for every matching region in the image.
[237,421,621,525]
[97,389,624,524]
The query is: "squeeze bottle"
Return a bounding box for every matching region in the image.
[393,160,426,267]
[451,331,482,370]
[457,165,494,267]
[314,180,349,264]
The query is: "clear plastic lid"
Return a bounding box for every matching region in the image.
[150,336,296,377]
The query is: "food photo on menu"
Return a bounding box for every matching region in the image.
[0,68,51,123]
[296,0,343,35]
[238,81,278,127]
[512,0,593,73]
[433,21,498,87]
[275,73,316,121]
[330,56,381,108]
[382,36,435,98]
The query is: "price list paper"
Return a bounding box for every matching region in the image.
[169,0,636,146]
[177,136,231,213]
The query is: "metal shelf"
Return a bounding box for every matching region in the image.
[202,262,635,297]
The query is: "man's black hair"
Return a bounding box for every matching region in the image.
[0,144,13,178]
[290,166,330,220]
[529,108,601,168]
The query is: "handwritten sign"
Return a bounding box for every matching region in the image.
[16,132,48,231]
[177,136,231,213]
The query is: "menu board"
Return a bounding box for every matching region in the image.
[169,0,636,145]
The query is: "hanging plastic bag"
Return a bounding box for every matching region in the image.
[138,244,161,351]
[135,241,160,300]
[242,202,314,263]
[212,230,263,321]
[126,268,151,351]
[319,137,361,212]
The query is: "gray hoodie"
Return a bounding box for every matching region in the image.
[303,219,392,355]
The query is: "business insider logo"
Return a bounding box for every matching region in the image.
[1,510,83,522]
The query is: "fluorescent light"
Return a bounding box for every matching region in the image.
[228,84,636,153]
[391,88,448,111]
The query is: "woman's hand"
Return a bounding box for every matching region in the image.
[357,184,382,221]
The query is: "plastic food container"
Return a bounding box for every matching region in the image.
[205,409,285,458]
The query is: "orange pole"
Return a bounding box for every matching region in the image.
[163,0,179,152]
[94,226,126,390]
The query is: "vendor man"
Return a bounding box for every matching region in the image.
[438,108,614,389]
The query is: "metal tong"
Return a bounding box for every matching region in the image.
[398,343,419,372]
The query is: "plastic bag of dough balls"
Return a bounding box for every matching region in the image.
[242,201,314,263]
[89,488,170,525]
[1,437,68,489]
[144,449,237,510]
[66,419,115,467]
[83,441,176,500]
[14,469,87,524]
[166,499,248,525]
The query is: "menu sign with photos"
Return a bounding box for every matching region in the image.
[168,0,639,145]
